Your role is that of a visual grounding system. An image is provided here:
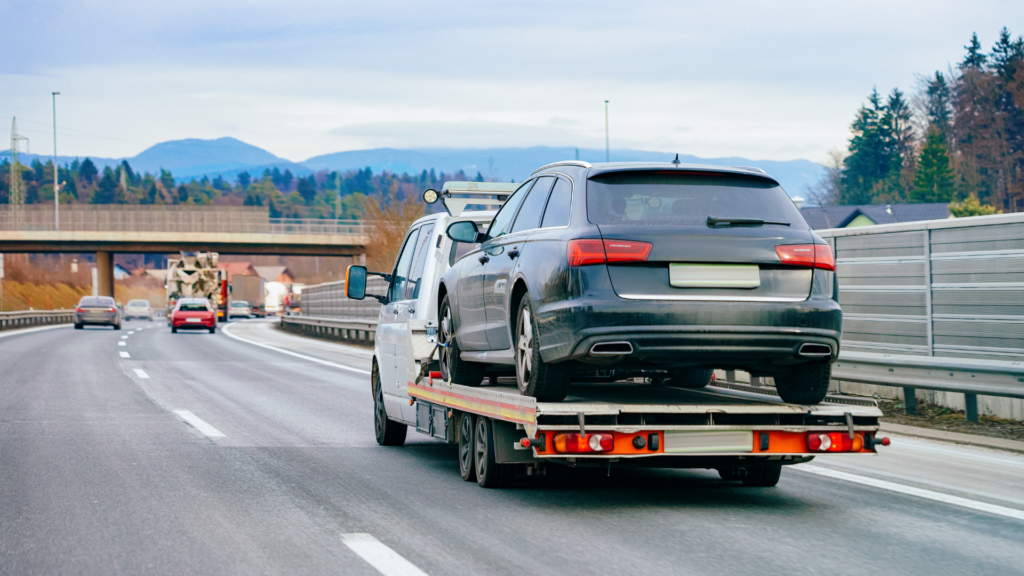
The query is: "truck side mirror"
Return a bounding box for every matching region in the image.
[447,221,482,243]
[346,265,367,300]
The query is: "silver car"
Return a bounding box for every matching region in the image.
[124,299,154,321]
[227,300,252,320]
[74,296,122,330]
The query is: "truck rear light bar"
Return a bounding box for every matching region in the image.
[568,239,652,267]
[807,432,865,452]
[553,433,614,453]
[775,244,835,271]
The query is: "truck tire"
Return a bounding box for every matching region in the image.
[458,412,476,482]
[439,294,485,386]
[775,363,831,405]
[515,294,571,402]
[374,371,407,447]
[741,463,782,487]
[474,416,515,488]
[718,467,744,482]
[667,368,713,389]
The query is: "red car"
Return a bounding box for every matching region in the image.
[171,298,217,334]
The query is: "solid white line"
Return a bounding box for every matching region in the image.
[133,369,149,379]
[341,533,429,576]
[119,351,130,358]
[792,464,1024,521]
[221,323,370,375]
[118,341,126,346]
[173,410,225,438]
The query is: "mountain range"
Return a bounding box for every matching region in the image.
[1,137,825,196]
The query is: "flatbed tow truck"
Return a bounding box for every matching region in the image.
[346,179,889,489]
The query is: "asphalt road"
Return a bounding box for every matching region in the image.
[1,319,1022,576]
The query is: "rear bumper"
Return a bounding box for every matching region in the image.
[75,314,117,325]
[172,320,216,328]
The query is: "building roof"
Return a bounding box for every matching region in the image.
[218,262,259,280]
[800,203,952,230]
[254,266,290,283]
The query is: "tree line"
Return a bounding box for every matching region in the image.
[809,27,1023,215]
[0,157,484,219]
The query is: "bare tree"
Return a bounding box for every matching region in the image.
[804,149,846,206]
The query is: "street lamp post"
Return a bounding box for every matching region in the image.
[52,92,60,230]
[604,100,610,162]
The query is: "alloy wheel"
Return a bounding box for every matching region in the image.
[374,388,386,439]
[516,307,533,392]
[440,306,454,378]
[475,418,488,479]
[460,417,473,475]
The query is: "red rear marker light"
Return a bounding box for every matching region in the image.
[552,433,615,453]
[76,307,84,313]
[807,432,863,452]
[568,239,652,267]
[776,244,835,271]
[107,307,116,312]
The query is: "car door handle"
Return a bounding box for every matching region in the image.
[507,249,520,259]
[479,255,490,264]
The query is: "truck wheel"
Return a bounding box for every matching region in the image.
[474,416,514,488]
[718,467,745,481]
[374,373,407,447]
[458,412,476,482]
[439,294,484,386]
[741,463,782,487]
[775,363,831,405]
[667,368,713,389]
[515,294,571,401]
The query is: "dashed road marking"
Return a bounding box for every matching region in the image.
[133,369,149,379]
[120,335,128,339]
[341,533,429,576]
[221,323,370,375]
[119,351,130,358]
[118,341,126,346]
[793,464,1024,521]
[173,410,225,438]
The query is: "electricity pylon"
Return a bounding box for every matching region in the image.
[9,117,30,228]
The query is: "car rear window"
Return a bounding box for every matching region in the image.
[128,299,149,306]
[179,303,209,311]
[231,301,248,307]
[80,297,114,306]
[586,171,807,229]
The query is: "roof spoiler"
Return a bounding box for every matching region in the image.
[423,181,520,217]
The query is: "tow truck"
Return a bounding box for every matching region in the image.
[345,179,888,489]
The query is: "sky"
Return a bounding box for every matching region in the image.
[1,0,1021,164]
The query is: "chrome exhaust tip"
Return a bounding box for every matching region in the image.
[590,341,634,355]
[798,343,832,357]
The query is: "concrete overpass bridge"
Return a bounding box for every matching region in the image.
[0,205,369,296]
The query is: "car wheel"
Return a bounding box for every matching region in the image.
[114,323,121,330]
[741,463,782,487]
[458,412,476,482]
[474,416,514,488]
[74,323,83,330]
[775,363,831,405]
[208,326,216,334]
[438,294,485,386]
[667,368,713,389]
[515,293,571,401]
[171,327,178,333]
[374,366,407,446]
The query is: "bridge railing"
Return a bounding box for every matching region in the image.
[0,309,75,331]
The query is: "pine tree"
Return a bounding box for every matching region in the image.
[925,72,953,142]
[842,89,890,204]
[79,158,98,182]
[912,129,956,202]
[237,171,251,190]
[961,32,988,69]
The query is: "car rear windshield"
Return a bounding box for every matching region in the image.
[231,301,248,307]
[179,303,209,311]
[128,299,148,306]
[80,297,114,306]
[586,171,807,229]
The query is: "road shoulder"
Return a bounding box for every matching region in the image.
[880,422,1024,454]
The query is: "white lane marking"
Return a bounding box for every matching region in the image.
[119,351,130,358]
[118,341,126,346]
[120,335,128,339]
[128,331,135,334]
[0,323,69,339]
[221,323,370,375]
[173,410,225,438]
[793,464,1024,521]
[133,369,149,379]
[341,533,429,576]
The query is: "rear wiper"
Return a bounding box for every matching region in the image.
[707,216,791,227]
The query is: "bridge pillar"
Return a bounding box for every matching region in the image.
[95,251,114,297]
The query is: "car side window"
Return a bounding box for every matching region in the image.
[485,180,534,239]
[449,238,480,266]
[511,176,554,234]
[541,177,572,228]
[405,223,436,300]
[389,227,421,302]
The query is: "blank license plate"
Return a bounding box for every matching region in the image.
[186,318,203,323]
[664,431,753,453]
[669,264,760,288]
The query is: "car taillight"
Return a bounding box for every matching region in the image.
[76,307,84,313]
[107,307,116,312]
[552,433,614,453]
[568,239,652,266]
[775,244,835,271]
[807,432,863,452]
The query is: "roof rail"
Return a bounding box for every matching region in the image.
[435,181,520,217]
[730,166,767,174]
[531,160,592,175]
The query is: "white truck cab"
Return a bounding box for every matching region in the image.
[346,182,516,432]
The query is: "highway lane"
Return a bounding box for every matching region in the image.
[1,320,1022,575]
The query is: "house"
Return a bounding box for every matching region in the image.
[799,203,952,230]
[254,266,293,285]
[218,262,260,280]
[113,264,130,280]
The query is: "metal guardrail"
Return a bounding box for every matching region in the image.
[833,350,1024,421]
[279,315,378,343]
[0,309,75,331]
[300,278,386,320]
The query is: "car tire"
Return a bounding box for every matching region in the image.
[171,327,178,333]
[515,294,571,402]
[74,323,83,330]
[458,412,476,482]
[374,367,407,447]
[775,363,831,405]
[667,368,713,389]
[114,323,121,330]
[474,416,514,488]
[208,326,216,334]
[439,294,485,386]
[741,463,782,487]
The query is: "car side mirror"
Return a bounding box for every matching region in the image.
[346,265,367,300]
[447,221,483,243]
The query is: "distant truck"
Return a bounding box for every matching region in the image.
[230,275,266,317]
[165,252,226,321]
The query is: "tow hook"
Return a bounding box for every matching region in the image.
[865,435,891,449]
